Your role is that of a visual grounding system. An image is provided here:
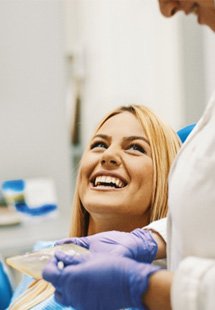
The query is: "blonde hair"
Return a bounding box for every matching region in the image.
[10,104,181,309]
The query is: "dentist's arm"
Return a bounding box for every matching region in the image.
[144,269,172,310]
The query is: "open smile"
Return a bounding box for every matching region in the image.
[90,175,127,190]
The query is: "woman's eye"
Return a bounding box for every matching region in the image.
[128,144,146,153]
[90,141,108,150]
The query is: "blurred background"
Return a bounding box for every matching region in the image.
[0,0,215,259]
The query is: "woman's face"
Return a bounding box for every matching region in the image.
[158,0,215,32]
[78,112,154,224]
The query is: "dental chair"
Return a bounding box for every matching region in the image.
[177,123,195,143]
[0,256,13,310]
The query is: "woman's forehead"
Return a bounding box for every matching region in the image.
[95,111,147,138]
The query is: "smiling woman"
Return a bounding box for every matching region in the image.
[79,111,154,234]
[9,104,181,310]
[71,105,181,236]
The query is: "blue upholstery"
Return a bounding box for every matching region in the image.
[177,123,196,143]
[0,259,13,310]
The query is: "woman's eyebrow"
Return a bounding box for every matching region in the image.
[93,134,108,140]
[123,136,150,145]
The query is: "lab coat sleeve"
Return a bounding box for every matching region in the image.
[171,256,215,310]
[144,217,167,242]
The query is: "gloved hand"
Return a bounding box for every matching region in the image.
[42,251,160,310]
[55,229,158,263]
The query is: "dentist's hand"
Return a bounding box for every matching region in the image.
[55,229,158,263]
[43,251,160,310]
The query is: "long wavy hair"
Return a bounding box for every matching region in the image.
[10,104,181,310]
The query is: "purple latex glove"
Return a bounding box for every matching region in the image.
[43,251,160,310]
[56,228,158,263]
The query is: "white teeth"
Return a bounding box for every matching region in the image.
[116,179,123,188]
[94,176,124,188]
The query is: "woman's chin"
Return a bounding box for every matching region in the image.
[85,202,125,216]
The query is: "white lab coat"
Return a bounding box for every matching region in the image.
[168,92,215,309]
[145,218,167,243]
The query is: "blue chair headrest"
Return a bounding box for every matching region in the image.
[177,123,196,143]
[0,260,13,309]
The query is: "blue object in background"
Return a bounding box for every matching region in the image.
[1,178,58,219]
[15,202,57,216]
[1,179,25,205]
[0,259,13,310]
[177,123,196,143]
[2,180,25,192]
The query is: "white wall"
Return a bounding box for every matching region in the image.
[0,0,72,213]
[64,0,212,147]
[65,0,184,146]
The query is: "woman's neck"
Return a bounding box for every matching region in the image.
[87,213,150,235]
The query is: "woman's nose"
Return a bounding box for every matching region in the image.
[100,150,121,168]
